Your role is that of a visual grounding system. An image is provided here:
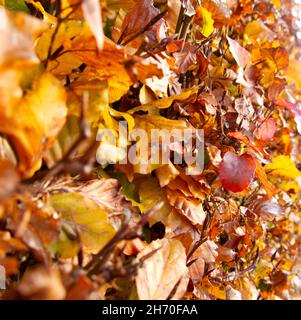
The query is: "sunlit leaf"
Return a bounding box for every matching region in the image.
[82,0,104,50]
[218,152,256,192]
[136,238,188,300]
[264,155,301,179]
[50,190,116,255]
[198,7,214,38]
[0,72,67,176]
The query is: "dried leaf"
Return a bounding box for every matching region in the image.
[16,265,66,300]
[136,238,188,300]
[0,6,47,69]
[0,160,19,202]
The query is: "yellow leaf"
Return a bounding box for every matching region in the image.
[136,238,188,300]
[25,1,57,24]
[131,115,189,174]
[109,107,135,133]
[264,155,301,179]
[35,20,87,74]
[199,7,214,38]
[50,191,116,255]
[136,176,170,226]
[128,87,199,114]
[271,0,281,10]
[72,37,132,103]
[0,72,67,177]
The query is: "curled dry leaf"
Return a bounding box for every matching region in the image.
[252,198,282,219]
[120,0,163,45]
[6,203,60,264]
[136,238,188,300]
[167,189,206,226]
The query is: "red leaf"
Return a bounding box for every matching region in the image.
[255,118,276,141]
[218,152,256,192]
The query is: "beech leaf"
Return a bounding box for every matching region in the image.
[218,152,256,192]
[136,238,188,300]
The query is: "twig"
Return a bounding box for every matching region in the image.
[85,203,163,276]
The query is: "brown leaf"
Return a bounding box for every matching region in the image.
[0,231,27,255]
[136,238,188,300]
[120,0,163,45]
[167,189,206,226]
[7,203,60,264]
[0,160,19,202]
[66,273,97,300]
[16,265,65,300]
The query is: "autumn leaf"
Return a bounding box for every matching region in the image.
[264,155,301,179]
[255,118,276,142]
[255,160,275,199]
[49,179,131,255]
[0,72,67,176]
[14,265,66,300]
[50,192,115,255]
[198,7,214,38]
[1,0,301,302]
[119,0,162,45]
[136,238,188,300]
[0,159,19,201]
[218,152,256,192]
[136,176,170,226]
[227,36,252,87]
[0,6,47,69]
[128,87,199,114]
[25,1,56,23]
[167,189,206,226]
